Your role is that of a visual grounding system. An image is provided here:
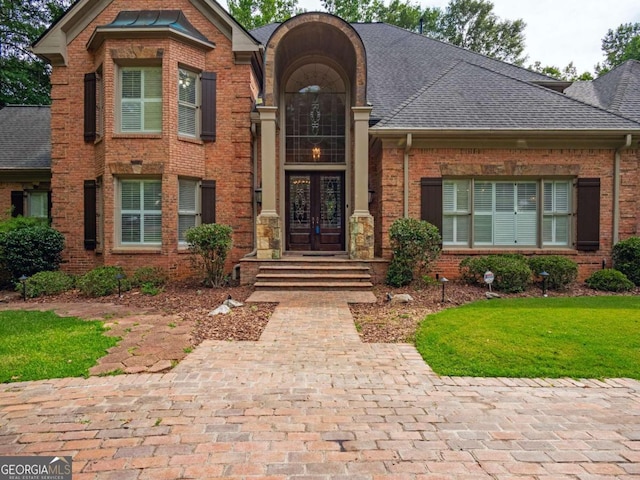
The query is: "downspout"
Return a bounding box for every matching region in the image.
[404,133,412,218]
[613,134,632,245]
[233,121,259,281]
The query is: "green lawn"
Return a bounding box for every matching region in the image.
[415,296,640,379]
[0,310,119,383]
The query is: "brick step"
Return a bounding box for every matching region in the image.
[256,273,371,283]
[261,265,370,271]
[254,281,374,290]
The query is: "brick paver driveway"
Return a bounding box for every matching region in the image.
[1,292,639,479]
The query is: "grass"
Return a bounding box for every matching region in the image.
[0,310,119,383]
[415,296,640,379]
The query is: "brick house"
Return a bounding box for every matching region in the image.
[23,0,640,285]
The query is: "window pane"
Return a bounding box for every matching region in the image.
[122,70,141,98]
[178,104,197,136]
[474,182,492,212]
[144,69,162,98]
[29,192,48,218]
[517,183,537,212]
[121,214,141,242]
[495,183,514,212]
[143,214,162,243]
[121,182,140,210]
[143,182,162,211]
[121,102,142,131]
[144,101,162,131]
[179,180,197,211]
[179,70,197,104]
[474,214,492,243]
[120,180,161,245]
[179,215,196,241]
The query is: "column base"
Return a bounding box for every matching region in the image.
[256,213,282,259]
[349,213,374,260]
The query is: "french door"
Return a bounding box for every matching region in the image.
[286,171,345,251]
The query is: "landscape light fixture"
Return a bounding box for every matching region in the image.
[539,271,549,297]
[19,274,27,301]
[116,273,124,298]
[440,276,448,303]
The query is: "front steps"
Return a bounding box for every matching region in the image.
[253,258,373,291]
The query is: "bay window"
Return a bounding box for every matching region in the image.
[178,69,198,137]
[119,67,162,133]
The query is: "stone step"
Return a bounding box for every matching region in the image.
[254,281,374,290]
[256,273,371,283]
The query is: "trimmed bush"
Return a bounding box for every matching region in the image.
[0,224,65,279]
[612,236,640,286]
[527,255,578,291]
[459,254,531,293]
[132,266,168,287]
[77,266,131,297]
[18,271,75,298]
[185,223,233,287]
[385,218,441,287]
[585,269,634,292]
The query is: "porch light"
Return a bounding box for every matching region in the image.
[312,146,321,161]
[440,276,448,303]
[539,271,549,297]
[368,188,375,204]
[255,187,262,206]
[18,274,27,301]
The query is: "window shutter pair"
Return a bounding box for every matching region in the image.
[83,179,216,249]
[420,177,601,251]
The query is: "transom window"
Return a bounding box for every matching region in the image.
[119,67,162,133]
[443,179,572,248]
[284,64,346,163]
[119,179,162,245]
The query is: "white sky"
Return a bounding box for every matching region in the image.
[225,0,640,74]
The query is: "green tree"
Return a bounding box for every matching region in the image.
[228,0,299,30]
[529,61,593,81]
[596,22,640,75]
[373,0,441,33]
[0,0,70,106]
[436,0,526,65]
[322,0,382,22]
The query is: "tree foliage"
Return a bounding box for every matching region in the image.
[528,61,593,81]
[596,22,640,75]
[436,0,526,65]
[228,0,298,30]
[0,0,70,106]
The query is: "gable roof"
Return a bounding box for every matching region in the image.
[0,106,51,170]
[565,60,640,123]
[374,60,640,132]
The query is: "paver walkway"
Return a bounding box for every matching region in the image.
[0,292,639,479]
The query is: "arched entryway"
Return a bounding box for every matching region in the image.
[256,13,374,260]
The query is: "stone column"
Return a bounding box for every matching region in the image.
[256,106,281,259]
[349,106,374,259]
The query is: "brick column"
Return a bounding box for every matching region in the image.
[350,106,374,259]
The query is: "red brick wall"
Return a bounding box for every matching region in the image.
[50,0,256,280]
[376,145,639,281]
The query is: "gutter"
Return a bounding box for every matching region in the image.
[403,133,412,218]
[613,134,633,245]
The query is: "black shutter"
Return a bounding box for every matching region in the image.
[420,178,443,234]
[84,180,97,250]
[84,73,97,142]
[47,191,52,220]
[201,72,217,142]
[10,191,24,217]
[576,178,600,251]
[201,180,216,224]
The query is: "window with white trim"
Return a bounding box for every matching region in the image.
[27,191,48,218]
[119,67,162,133]
[178,69,198,137]
[178,178,199,244]
[119,179,162,245]
[443,179,572,248]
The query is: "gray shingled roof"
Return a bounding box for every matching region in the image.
[566,60,640,123]
[373,61,640,130]
[252,21,640,131]
[0,106,51,170]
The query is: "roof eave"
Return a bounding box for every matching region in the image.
[88,27,216,51]
[370,128,640,138]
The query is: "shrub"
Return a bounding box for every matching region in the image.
[585,269,634,292]
[527,255,578,290]
[459,254,531,293]
[185,223,233,287]
[0,216,45,233]
[77,266,131,297]
[18,271,75,298]
[132,266,168,287]
[0,224,65,279]
[385,218,441,287]
[612,236,640,286]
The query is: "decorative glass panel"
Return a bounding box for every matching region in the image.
[320,175,341,228]
[289,175,310,228]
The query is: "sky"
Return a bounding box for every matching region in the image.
[224,0,640,74]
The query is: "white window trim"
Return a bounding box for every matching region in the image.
[115,178,162,247]
[443,178,573,249]
[178,178,201,247]
[117,66,162,134]
[178,68,200,138]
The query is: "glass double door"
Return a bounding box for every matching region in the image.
[286,171,345,251]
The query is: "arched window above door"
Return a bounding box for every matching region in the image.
[285,64,346,164]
